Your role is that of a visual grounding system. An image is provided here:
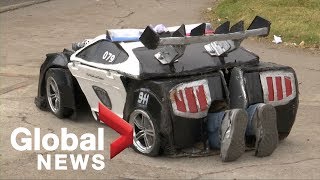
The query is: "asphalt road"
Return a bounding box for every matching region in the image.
[0,0,33,7]
[1,0,320,179]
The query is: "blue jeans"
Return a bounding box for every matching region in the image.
[207,112,224,149]
[207,104,261,149]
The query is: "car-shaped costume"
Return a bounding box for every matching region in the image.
[35,16,299,156]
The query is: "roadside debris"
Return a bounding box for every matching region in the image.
[272,35,282,44]
[299,41,305,47]
[284,42,299,47]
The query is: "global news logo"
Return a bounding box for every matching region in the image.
[10,103,133,170]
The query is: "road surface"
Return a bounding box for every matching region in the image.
[0,0,319,179]
[0,0,35,7]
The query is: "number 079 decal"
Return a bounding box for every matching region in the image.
[102,51,116,63]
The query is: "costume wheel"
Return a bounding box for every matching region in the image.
[129,109,160,156]
[45,70,72,118]
[278,132,289,140]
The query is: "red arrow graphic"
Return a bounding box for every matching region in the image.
[98,103,133,159]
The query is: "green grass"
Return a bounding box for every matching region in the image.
[206,0,320,47]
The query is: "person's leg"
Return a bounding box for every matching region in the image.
[207,112,225,149]
[246,103,278,157]
[207,109,248,162]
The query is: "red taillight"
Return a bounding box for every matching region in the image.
[170,79,211,118]
[260,71,296,106]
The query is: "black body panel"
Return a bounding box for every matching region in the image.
[123,71,228,153]
[35,50,82,115]
[229,62,299,137]
[133,45,259,79]
[243,72,264,105]
[170,74,227,147]
[122,78,175,153]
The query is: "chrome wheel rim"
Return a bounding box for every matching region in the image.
[129,109,156,154]
[46,77,60,113]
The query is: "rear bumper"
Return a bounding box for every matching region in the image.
[144,71,229,149]
[163,62,299,150]
[35,58,297,152]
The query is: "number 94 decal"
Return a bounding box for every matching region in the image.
[102,51,116,63]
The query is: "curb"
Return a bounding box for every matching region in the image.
[0,0,51,13]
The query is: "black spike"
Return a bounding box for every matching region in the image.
[190,23,206,36]
[248,16,271,36]
[230,20,244,33]
[172,24,186,37]
[139,26,160,49]
[214,21,230,34]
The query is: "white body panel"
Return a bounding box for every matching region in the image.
[68,62,126,119]
[68,35,145,120]
[166,23,210,33]
[70,34,142,78]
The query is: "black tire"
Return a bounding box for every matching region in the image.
[279,132,290,140]
[129,109,161,156]
[45,69,73,119]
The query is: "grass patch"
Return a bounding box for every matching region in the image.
[206,0,320,47]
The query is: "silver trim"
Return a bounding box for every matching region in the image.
[46,77,60,113]
[129,109,156,154]
[158,28,268,46]
[235,67,248,108]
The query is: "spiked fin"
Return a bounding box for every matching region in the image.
[190,23,206,36]
[215,21,230,34]
[172,24,186,37]
[139,26,160,49]
[230,20,244,33]
[248,16,271,37]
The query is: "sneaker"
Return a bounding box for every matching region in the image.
[251,104,278,157]
[220,109,248,162]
